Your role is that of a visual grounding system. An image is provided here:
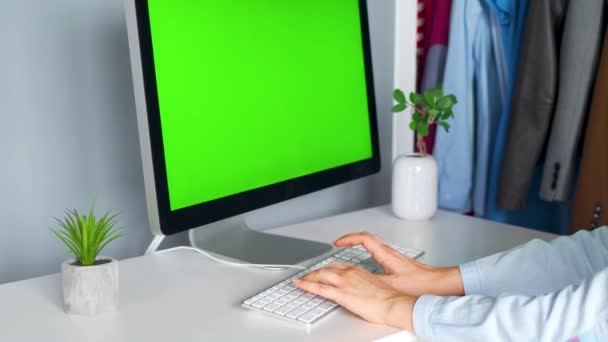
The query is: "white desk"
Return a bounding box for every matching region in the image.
[0,205,556,342]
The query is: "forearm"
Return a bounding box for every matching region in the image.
[460,227,608,296]
[418,266,465,296]
[413,267,608,341]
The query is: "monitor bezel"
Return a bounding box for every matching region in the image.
[133,0,380,236]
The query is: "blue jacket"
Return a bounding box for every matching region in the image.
[433,0,504,214]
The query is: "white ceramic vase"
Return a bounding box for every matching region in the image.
[61,257,118,315]
[391,153,438,220]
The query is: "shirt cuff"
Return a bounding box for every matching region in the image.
[412,295,442,339]
[459,261,482,295]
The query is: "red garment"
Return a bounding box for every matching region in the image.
[416,0,430,89]
[415,0,452,154]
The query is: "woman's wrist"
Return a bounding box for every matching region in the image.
[425,266,465,296]
[385,295,418,332]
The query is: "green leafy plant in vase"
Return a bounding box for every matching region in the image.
[392,86,457,155]
[51,203,123,315]
[390,86,457,220]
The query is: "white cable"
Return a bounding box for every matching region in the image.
[155,246,307,271]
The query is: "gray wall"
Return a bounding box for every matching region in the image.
[0,0,396,284]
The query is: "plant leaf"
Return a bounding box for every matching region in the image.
[50,229,81,258]
[428,109,440,120]
[423,88,442,106]
[392,103,407,112]
[441,109,453,120]
[393,89,406,104]
[410,93,425,106]
[409,121,417,131]
[438,121,451,133]
[50,201,123,266]
[418,121,429,137]
[96,231,124,257]
[412,111,422,122]
[446,94,457,105]
[437,96,455,111]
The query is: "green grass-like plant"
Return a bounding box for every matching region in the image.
[51,204,123,266]
[392,85,457,155]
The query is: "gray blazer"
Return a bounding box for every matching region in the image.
[539,0,605,202]
[498,0,605,209]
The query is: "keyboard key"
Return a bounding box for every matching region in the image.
[275,298,290,306]
[317,302,337,311]
[301,301,318,310]
[301,293,315,300]
[274,304,296,316]
[267,293,280,301]
[309,298,325,306]
[293,297,308,305]
[252,298,272,308]
[263,301,284,312]
[352,255,369,262]
[298,312,321,323]
[308,307,326,316]
[286,307,310,319]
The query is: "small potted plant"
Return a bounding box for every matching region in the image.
[51,204,123,315]
[391,86,457,220]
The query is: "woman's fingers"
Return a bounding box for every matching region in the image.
[334,231,384,246]
[294,279,340,301]
[326,262,349,270]
[334,232,402,270]
[301,267,344,286]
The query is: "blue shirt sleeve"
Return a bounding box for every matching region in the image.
[413,269,608,341]
[460,227,608,296]
[412,227,608,340]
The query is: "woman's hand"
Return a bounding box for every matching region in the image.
[334,232,464,297]
[294,262,417,331]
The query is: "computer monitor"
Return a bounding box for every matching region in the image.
[125,0,380,264]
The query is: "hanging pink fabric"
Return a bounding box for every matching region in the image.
[415,0,452,154]
[416,0,430,89]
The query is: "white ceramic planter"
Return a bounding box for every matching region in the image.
[391,153,438,220]
[61,257,118,315]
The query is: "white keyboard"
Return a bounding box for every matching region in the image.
[241,244,424,326]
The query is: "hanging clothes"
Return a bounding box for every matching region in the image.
[416,0,429,89]
[433,0,504,214]
[539,3,605,202]
[419,0,452,155]
[484,0,571,234]
[498,0,605,209]
[571,30,608,233]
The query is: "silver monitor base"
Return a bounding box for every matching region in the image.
[187,216,333,265]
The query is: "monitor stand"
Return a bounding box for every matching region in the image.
[146,215,333,265]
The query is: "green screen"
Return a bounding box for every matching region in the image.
[147,0,373,211]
